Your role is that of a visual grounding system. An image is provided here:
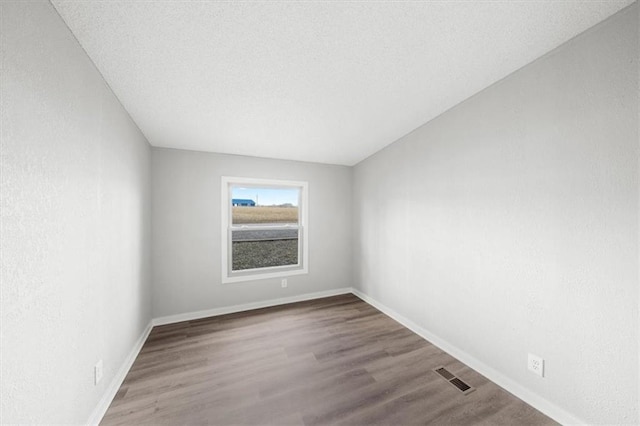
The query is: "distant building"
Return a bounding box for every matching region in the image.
[232,198,256,206]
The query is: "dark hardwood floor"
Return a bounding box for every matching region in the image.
[101,294,556,425]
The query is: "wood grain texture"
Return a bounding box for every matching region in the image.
[101,294,556,425]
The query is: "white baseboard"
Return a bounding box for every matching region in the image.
[87,320,153,426]
[152,287,353,326]
[350,288,585,426]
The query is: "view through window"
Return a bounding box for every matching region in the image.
[222,177,308,283]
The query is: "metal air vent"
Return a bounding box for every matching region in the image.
[433,366,475,395]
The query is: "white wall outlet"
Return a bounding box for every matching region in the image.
[528,353,544,377]
[94,359,104,385]
[281,278,287,288]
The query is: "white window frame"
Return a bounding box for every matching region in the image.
[221,176,309,284]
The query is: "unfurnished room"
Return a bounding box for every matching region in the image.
[1,1,638,425]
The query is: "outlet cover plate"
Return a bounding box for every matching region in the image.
[528,353,544,377]
[95,359,104,385]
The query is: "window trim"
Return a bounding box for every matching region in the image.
[221,176,309,284]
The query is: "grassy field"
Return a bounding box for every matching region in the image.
[232,240,298,270]
[232,206,298,224]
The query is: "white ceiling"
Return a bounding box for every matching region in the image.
[52,1,634,166]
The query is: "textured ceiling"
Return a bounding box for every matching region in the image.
[52,1,634,166]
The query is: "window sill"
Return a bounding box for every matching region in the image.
[222,266,308,284]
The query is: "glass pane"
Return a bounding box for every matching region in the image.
[232,229,299,271]
[231,186,299,225]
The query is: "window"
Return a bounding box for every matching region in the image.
[221,176,308,283]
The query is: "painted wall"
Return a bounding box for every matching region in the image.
[151,148,352,317]
[353,5,638,425]
[1,1,152,424]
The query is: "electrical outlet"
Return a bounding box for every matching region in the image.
[281,278,287,288]
[528,353,544,377]
[94,360,103,385]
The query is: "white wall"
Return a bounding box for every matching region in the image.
[1,1,152,423]
[151,148,352,317]
[353,5,638,425]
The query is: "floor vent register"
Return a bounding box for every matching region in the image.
[433,366,475,395]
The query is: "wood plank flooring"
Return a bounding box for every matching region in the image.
[101,294,556,425]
